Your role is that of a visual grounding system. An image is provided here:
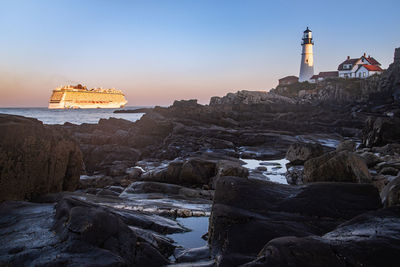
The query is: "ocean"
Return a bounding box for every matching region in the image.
[0,107,148,125]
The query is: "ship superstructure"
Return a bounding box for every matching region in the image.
[48,84,128,109]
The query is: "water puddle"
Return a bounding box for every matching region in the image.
[167,216,209,249]
[242,158,290,184]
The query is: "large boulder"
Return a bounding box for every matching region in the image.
[141,157,218,187]
[286,142,324,164]
[336,140,356,152]
[179,158,217,185]
[244,206,400,267]
[303,151,371,183]
[363,116,400,147]
[0,114,83,202]
[209,176,381,266]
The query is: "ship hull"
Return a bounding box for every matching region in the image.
[48,88,128,109]
[48,102,126,109]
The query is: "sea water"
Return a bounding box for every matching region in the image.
[0,107,149,125]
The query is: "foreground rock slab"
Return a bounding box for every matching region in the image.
[244,206,400,267]
[0,196,189,266]
[209,176,382,266]
[0,114,83,202]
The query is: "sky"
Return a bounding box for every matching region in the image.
[0,0,399,107]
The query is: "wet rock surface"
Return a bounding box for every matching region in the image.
[209,176,381,266]
[244,206,400,267]
[0,195,188,266]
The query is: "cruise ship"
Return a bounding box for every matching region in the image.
[48,84,128,109]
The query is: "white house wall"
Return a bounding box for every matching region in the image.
[355,66,369,78]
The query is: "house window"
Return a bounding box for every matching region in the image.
[363,72,366,77]
[359,73,361,78]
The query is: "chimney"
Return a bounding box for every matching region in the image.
[347,56,350,60]
[363,52,366,57]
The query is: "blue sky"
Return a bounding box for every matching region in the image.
[0,0,399,106]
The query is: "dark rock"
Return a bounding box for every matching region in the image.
[175,246,211,263]
[127,166,144,179]
[106,162,130,177]
[0,114,83,202]
[371,143,400,155]
[359,151,382,167]
[141,158,217,187]
[114,108,153,114]
[209,176,381,265]
[96,188,120,197]
[120,181,214,200]
[363,116,400,147]
[380,175,400,207]
[107,185,125,193]
[216,160,249,178]
[0,199,172,266]
[179,158,217,185]
[285,165,304,185]
[244,206,400,267]
[380,166,399,176]
[371,174,390,193]
[129,226,175,258]
[336,140,356,152]
[209,90,296,106]
[79,175,116,189]
[286,142,324,164]
[304,151,371,183]
[83,144,140,174]
[98,117,134,133]
[173,99,201,108]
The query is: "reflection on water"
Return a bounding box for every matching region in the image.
[167,217,209,249]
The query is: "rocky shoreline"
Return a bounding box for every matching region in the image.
[1,49,400,266]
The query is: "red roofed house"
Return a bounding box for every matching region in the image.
[309,71,339,83]
[355,64,384,78]
[338,53,383,78]
[278,76,299,86]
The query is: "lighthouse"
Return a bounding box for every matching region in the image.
[299,27,314,82]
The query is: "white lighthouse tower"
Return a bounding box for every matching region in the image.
[299,27,314,82]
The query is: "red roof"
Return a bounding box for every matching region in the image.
[361,64,383,71]
[365,57,381,66]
